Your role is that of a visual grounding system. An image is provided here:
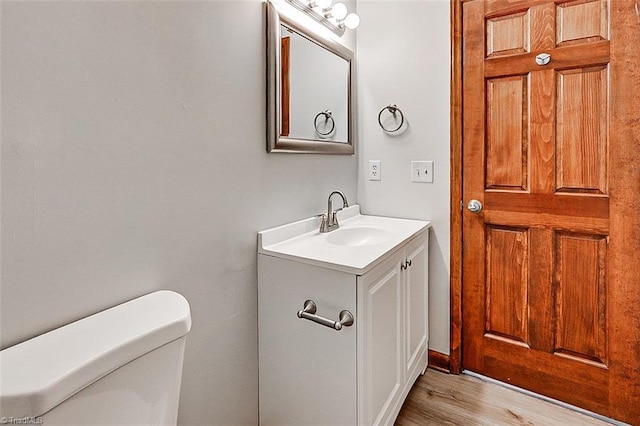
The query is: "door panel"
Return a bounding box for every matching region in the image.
[485,226,529,344]
[486,11,530,57]
[556,66,609,193]
[554,232,608,366]
[486,76,529,190]
[461,0,639,422]
[556,0,608,46]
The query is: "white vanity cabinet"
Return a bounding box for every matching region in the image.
[258,208,429,426]
[258,255,358,425]
[356,234,429,425]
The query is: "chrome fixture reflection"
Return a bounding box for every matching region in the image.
[284,0,360,36]
[314,110,336,138]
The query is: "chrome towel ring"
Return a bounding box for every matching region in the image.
[378,104,404,133]
[314,110,335,137]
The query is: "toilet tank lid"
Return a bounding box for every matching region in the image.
[0,290,191,417]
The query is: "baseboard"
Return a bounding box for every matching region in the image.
[428,349,450,373]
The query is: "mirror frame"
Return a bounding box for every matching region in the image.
[266,1,355,154]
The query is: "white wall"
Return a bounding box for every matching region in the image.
[356,0,451,354]
[1,0,452,423]
[0,1,357,425]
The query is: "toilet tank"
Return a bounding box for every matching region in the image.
[0,290,192,425]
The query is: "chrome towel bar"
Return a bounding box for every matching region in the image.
[297,299,354,331]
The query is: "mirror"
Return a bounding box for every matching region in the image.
[266,1,355,154]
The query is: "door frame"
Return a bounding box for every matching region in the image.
[449,0,463,375]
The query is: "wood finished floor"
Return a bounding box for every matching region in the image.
[395,369,614,426]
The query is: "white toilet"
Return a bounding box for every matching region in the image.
[0,290,191,425]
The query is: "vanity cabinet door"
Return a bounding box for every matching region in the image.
[403,234,429,380]
[258,255,357,426]
[357,251,404,426]
[356,232,429,426]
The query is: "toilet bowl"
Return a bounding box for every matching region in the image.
[0,290,192,425]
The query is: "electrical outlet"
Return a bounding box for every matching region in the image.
[411,161,434,183]
[369,160,381,181]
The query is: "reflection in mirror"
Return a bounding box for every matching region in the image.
[267,1,354,154]
[280,24,349,142]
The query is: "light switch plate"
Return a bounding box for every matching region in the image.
[411,161,433,183]
[369,160,381,181]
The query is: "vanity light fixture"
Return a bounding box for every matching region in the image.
[344,13,360,30]
[284,0,360,36]
[325,2,361,31]
[329,2,347,20]
[315,0,332,9]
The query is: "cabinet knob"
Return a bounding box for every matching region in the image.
[401,259,412,270]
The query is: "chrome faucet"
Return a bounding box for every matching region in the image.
[319,190,349,233]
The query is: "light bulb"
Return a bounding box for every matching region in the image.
[317,0,332,9]
[344,13,360,29]
[331,3,348,20]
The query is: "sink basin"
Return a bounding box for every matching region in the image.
[326,226,391,247]
[258,205,431,274]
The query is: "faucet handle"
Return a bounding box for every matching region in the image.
[317,214,330,233]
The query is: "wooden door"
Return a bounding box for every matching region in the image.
[461,0,640,423]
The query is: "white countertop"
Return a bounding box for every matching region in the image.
[258,205,431,275]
